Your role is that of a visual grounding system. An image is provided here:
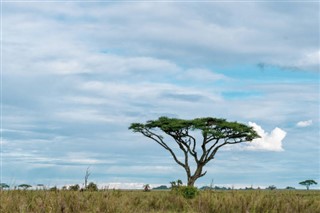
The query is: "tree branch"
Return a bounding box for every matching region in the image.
[166,130,199,163]
[200,171,207,177]
[140,128,186,168]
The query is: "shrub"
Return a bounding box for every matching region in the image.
[143,184,151,192]
[286,186,295,190]
[174,186,199,199]
[86,182,98,191]
[49,186,58,191]
[266,185,277,190]
[69,184,80,191]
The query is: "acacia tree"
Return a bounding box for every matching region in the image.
[299,180,317,190]
[18,184,32,190]
[0,183,9,190]
[129,117,260,186]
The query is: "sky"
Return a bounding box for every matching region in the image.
[1,1,319,190]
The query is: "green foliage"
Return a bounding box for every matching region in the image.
[170,180,198,199]
[129,116,260,140]
[18,184,32,190]
[129,116,260,187]
[0,183,10,189]
[170,181,177,189]
[68,184,80,191]
[299,179,318,190]
[143,184,150,192]
[36,184,45,190]
[266,185,277,190]
[176,186,199,199]
[286,186,295,190]
[86,182,98,191]
[49,186,58,192]
[170,179,183,189]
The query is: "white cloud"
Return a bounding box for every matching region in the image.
[246,122,286,152]
[4,2,319,73]
[0,139,9,145]
[63,96,107,105]
[182,68,228,82]
[296,120,313,127]
[269,50,320,72]
[297,50,320,70]
[55,109,116,123]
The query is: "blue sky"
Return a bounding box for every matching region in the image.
[1,1,319,189]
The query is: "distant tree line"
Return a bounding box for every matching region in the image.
[0,180,317,192]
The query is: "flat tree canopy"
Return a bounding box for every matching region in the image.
[18,184,32,189]
[129,117,260,186]
[0,183,9,189]
[299,180,318,190]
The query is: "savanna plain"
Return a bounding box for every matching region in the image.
[1,189,319,213]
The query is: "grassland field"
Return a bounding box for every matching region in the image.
[1,189,319,213]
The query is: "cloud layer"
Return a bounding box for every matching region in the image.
[246,122,286,152]
[1,2,319,188]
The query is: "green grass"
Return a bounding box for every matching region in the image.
[1,189,319,213]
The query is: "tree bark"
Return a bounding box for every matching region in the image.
[187,177,197,187]
[187,164,205,187]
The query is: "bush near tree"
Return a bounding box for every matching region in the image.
[86,182,98,191]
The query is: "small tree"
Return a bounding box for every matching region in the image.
[86,182,98,191]
[285,186,295,190]
[49,186,58,191]
[18,184,32,190]
[36,184,45,190]
[177,179,183,187]
[299,180,317,190]
[129,117,259,186]
[170,181,177,189]
[0,183,9,190]
[69,184,80,191]
[143,184,150,192]
[266,185,277,190]
[170,180,183,189]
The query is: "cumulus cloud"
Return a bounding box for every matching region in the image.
[296,120,313,127]
[246,122,286,152]
[181,68,228,82]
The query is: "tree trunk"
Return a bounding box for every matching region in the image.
[187,177,197,187]
[187,165,204,187]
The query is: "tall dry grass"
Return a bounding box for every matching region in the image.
[0,189,319,213]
